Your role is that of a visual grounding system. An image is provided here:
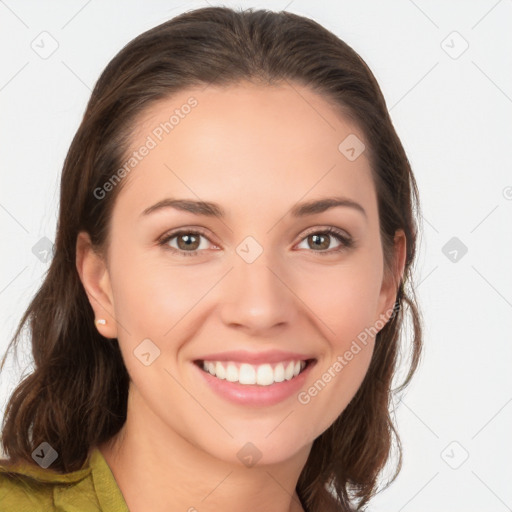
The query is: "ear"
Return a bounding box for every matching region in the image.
[76,231,118,339]
[376,229,407,325]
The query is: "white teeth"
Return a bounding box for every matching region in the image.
[256,364,274,386]
[207,362,216,375]
[284,361,294,380]
[215,361,226,380]
[200,359,308,385]
[226,363,238,382]
[239,363,256,385]
[274,363,285,383]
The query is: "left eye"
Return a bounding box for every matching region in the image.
[158,227,353,257]
[296,228,352,253]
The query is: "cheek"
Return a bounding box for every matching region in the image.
[295,268,378,436]
[297,341,374,442]
[108,246,198,334]
[110,240,384,368]
[290,253,382,433]
[108,247,224,376]
[293,251,384,344]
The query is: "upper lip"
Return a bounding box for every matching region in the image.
[195,350,315,365]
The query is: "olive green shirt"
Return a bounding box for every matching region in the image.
[0,447,129,511]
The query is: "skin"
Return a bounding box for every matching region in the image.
[76,81,406,512]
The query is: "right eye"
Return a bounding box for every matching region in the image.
[158,229,217,257]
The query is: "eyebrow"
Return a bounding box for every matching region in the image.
[140,196,367,219]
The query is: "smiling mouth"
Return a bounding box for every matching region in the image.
[194,358,315,386]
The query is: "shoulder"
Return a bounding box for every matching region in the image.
[0,454,99,512]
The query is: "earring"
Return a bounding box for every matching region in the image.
[95,318,107,326]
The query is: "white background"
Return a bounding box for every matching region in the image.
[1,1,511,510]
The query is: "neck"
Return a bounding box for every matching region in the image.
[98,386,311,512]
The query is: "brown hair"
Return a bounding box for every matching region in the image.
[0,6,422,511]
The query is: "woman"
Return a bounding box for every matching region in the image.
[0,6,422,512]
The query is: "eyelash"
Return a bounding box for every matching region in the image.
[157,226,354,257]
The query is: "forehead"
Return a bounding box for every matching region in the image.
[113,81,376,223]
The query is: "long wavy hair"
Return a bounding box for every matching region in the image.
[0,6,422,511]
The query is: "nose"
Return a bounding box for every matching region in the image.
[219,248,298,336]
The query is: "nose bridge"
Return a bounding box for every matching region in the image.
[220,234,294,330]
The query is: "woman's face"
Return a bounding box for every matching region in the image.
[80,81,404,466]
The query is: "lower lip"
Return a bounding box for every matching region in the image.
[193,360,316,406]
